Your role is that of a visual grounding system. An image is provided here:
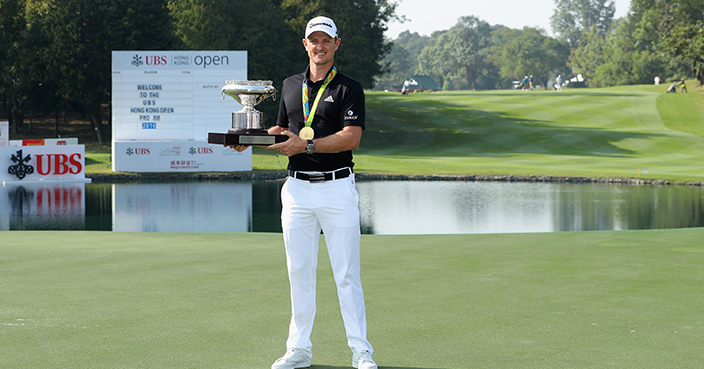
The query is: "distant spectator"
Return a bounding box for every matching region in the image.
[679,79,687,93]
[654,76,660,85]
[529,75,534,90]
[555,75,562,91]
[401,78,410,95]
[522,76,529,91]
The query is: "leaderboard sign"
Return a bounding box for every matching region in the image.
[112,51,251,172]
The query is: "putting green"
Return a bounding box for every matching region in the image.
[2,229,703,368]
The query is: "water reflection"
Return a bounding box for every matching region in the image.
[1,182,86,230]
[112,182,253,232]
[358,181,704,234]
[2,180,704,234]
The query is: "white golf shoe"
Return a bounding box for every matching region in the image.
[271,348,312,369]
[352,349,378,369]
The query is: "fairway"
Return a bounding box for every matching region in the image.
[2,229,704,368]
[249,85,704,183]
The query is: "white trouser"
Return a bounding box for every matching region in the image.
[280,173,373,354]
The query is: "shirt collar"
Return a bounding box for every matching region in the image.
[304,65,336,84]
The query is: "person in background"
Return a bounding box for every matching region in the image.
[680,79,687,93]
[402,78,411,95]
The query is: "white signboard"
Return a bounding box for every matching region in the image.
[1,145,89,183]
[112,141,250,172]
[0,121,8,147]
[111,50,250,172]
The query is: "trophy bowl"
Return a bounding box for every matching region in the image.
[208,80,288,147]
[223,80,276,134]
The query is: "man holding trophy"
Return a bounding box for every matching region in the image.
[230,15,377,369]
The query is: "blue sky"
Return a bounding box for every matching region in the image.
[385,0,633,39]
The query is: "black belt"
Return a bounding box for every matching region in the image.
[288,168,352,183]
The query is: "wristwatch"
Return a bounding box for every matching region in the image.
[305,139,315,154]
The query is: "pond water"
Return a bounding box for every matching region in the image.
[2,180,703,234]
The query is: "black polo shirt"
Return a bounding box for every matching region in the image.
[276,66,365,172]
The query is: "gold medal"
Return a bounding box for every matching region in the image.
[299,126,315,140]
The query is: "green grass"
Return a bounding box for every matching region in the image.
[351,83,704,182]
[244,83,704,182]
[2,229,704,368]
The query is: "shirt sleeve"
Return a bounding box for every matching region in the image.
[340,80,365,130]
[276,91,290,128]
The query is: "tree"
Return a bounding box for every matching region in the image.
[569,25,606,87]
[550,0,615,49]
[632,0,704,88]
[417,16,493,90]
[279,0,399,89]
[374,39,412,91]
[169,0,298,84]
[34,0,175,143]
[416,30,450,88]
[594,17,689,87]
[491,27,570,89]
[0,0,32,133]
[169,0,300,126]
[373,30,432,91]
[669,21,704,88]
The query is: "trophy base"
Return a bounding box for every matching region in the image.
[208,130,288,147]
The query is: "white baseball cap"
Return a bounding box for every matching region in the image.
[305,16,338,38]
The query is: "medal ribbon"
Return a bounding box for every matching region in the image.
[302,66,337,126]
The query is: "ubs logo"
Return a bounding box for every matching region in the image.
[126,147,150,156]
[131,54,143,67]
[146,55,167,66]
[132,55,167,67]
[8,149,34,180]
[7,150,83,180]
[189,147,213,155]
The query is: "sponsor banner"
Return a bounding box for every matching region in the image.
[112,140,251,172]
[112,51,246,70]
[1,145,88,183]
[23,139,45,146]
[6,138,79,146]
[0,121,8,147]
[46,138,79,146]
[112,182,252,232]
[0,182,86,230]
[112,50,248,172]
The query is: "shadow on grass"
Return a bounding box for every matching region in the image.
[364,96,664,158]
[85,156,102,166]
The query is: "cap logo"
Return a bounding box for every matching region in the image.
[309,22,333,29]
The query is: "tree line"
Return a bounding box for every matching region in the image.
[376,0,702,92]
[0,0,397,142]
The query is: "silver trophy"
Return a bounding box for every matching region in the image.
[222,80,276,134]
[208,80,287,146]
